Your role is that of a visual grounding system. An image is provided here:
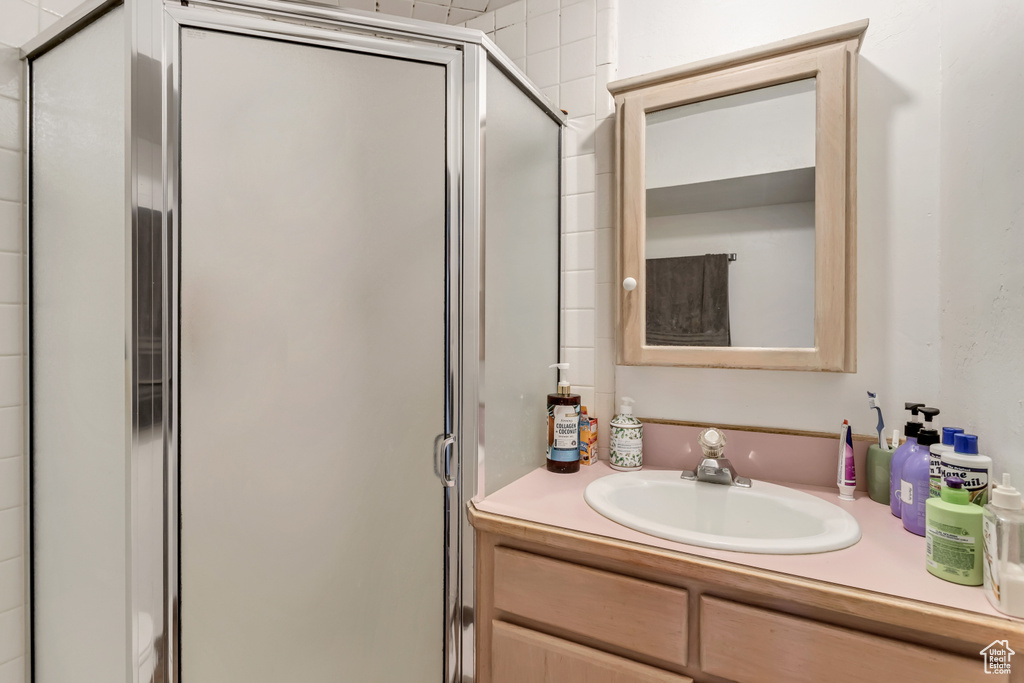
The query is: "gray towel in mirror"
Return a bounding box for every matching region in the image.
[645,253,730,346]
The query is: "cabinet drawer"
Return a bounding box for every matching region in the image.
[493,621,692,683]
[493,547,689,666]
[700,596,1004,683]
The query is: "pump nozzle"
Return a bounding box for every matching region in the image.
[919,406,940,423]
[549,363,572,396]
[903,403,926,439]
[618,397,636,415]
[993,473,1023,510]
[904,402,925,417]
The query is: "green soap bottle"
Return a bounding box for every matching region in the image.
[926,476,983,585]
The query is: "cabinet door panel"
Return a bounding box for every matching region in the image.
[701,596,1003,683]
[492,621,692,683]
[493,547,689,666]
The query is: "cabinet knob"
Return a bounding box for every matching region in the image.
[622,277,637,291]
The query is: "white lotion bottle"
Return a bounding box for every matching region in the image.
[940,433,992,506]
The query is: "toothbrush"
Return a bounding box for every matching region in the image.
[891,428,900,450]
[867,391,885,449]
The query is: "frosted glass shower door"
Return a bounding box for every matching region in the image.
[179,29,448,682]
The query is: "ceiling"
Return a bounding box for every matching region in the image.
[337,0,521,25]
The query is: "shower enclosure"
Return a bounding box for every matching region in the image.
[23,1,563,681]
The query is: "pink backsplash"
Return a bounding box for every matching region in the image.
[640,422,871,491]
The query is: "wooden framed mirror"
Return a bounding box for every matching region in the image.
[610,20,867,372]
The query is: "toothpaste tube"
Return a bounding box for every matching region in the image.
[837,419,856,500]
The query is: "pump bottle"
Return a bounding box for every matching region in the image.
[901,406,940,536]
[546,363,581,473]
[890,403,925,518]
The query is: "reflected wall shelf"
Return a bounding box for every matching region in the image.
[646,167,815,217]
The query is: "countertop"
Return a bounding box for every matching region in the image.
[475,461,1009,619]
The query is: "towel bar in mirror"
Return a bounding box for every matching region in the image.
[610,20,866,372]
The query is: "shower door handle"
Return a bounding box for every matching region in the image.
[434,433,456,488]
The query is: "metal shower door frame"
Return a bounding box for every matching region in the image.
[22,0,565,680]
[159,3,468,682]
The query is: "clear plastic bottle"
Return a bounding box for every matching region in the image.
[983,474,1024,617]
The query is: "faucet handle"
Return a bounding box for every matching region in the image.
[698,427,726,459]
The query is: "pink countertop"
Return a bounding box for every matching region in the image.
[476,461,1010,619]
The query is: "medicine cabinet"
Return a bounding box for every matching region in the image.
[610,20,867,371]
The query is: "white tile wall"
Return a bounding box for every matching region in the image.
[526,9,558,54]
[564,191,594,233]
[592,1,616,451]
[453,0,616,454]
[494,21,526,59]
[559,36,594,82]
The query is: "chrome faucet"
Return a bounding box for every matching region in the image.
[680,427,751,488]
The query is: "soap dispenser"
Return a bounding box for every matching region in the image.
[546,363,581,473]
[609,397,643,471]
[983,474,1024,616]
[890,403,925,518]
[901,406,939,536]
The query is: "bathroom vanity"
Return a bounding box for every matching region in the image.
[470,464,1024,683]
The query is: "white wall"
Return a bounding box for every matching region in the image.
[938,0,1024,486]
[617,0,944,428]
[613,0,1024,485]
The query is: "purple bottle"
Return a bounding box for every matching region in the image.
[901,407,940,536]
[890,403,925,517]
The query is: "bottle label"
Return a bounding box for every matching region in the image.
[939,461,989,505]
[610,424,643,469]
[901,479,914,506]
[983,515,1000,602]
[928,452,943,498]
[929,451,942,477]
[548,404,580,461]
[926,522,980,580]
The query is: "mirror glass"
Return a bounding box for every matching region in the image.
[644,78,816,348]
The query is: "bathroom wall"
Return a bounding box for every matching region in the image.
[0,0,70,677]
[612,1,1024,484]
[938,0,1024,486]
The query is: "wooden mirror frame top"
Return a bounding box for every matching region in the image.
[610,20,867,372]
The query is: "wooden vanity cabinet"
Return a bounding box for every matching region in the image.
[471,506,1024,683]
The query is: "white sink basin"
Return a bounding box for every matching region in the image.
[584,471,861,554]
